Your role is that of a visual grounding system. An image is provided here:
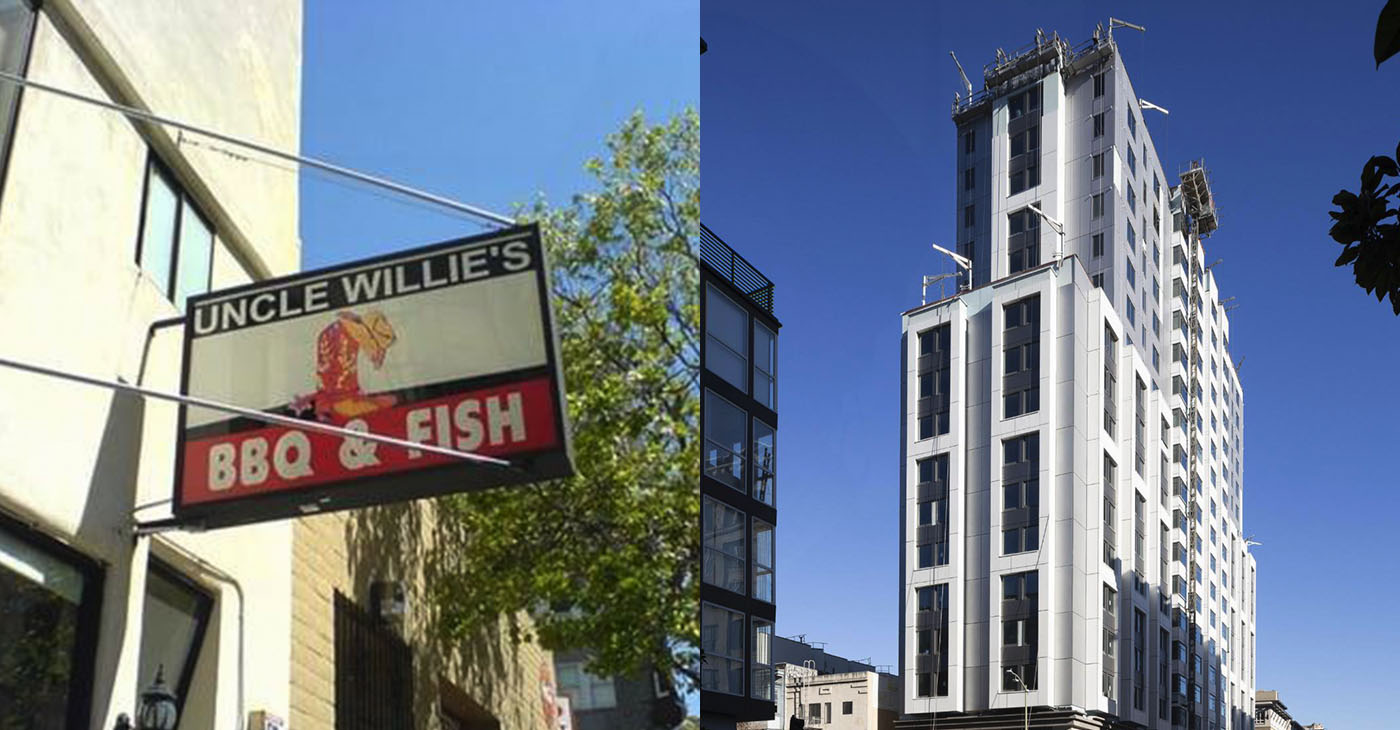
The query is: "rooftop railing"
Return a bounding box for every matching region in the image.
[699,223,775,314]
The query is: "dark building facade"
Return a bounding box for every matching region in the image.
[699,224,779,730]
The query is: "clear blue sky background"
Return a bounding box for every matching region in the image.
[297,0,699,713]
[704,1,1399,726]
[300,0,697,268]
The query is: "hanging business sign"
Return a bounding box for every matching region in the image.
[172,223,572,529]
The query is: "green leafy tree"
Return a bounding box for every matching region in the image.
[1329,1,1400,313]
[433,110,700,688]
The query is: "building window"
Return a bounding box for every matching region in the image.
[1009,125,1041,195]
[1127,147,1137,177]
[916,454,950,568]
[753,322,776,409]
[1001,571,1039,691]
[1127,108,1138,138]
[705,285,749,392]
[1093,73,1106,98]
[1093,112,1105,138]
[1127,183,1137,214]
[753,418,776,505]
[1103,325,1118,438]
[557,660,618,710]
[1092,192,1105,219]
[702,497,746,594]
[964,203,975,229]
[1103,453,1117,567]
[915,584,949,697]
[703,390,746,491]
[1092,272,1104,289]
[1092,232,1105,258]
[139,559,213,715]
[1103,585,1117,698]
[753,520,775,603]
[1008,85,1041,120]
[137,159,215,312]
[917,324,952,439]
[1002,432,1040,555]
[700,603,744,695]
[0,513,103,730]
[964,129,975,154]
[751,619,774,700]
[1092,152,1105,179]
[0,0,37,202]
[1126,261,1137,288]
[335,592,414,730]
[1007,208,1041,275]
[843,701,854,715]
[1002,295,1040,418]
[964,166,975,191]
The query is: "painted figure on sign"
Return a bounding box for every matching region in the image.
[291,309,398,422]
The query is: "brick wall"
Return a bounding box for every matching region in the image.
[290,500,554,730]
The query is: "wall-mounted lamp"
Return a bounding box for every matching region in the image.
[371,580,406,623]
[113,666,179,730]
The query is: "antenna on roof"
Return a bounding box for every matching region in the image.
[949,51,973,98]
[1108,17,1146,41]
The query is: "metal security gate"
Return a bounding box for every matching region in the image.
[335,591,414,730]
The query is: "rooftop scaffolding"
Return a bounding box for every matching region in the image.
[1178,160,1219,237]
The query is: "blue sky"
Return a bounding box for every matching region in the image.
[300,0,697,268]
[297,0,699,712]
[704,1,1399,726]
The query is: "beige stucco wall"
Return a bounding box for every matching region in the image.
[291,501,557,730]
[0,1,300,727]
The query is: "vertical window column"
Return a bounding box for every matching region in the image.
[1104,454,1118,569]
[1001,571,1039,691]
[917,325,951,439]
[916,455,950,568]
[1103,585,1117,699]
[1002,295,1040,417]
[1007,208,1042,275]
[1007,85,1042,195]
[1001,433,1040,555]
[1104,326,1118,438]
[915,584,949,697]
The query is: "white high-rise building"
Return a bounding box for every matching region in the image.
[897,28,1256,730]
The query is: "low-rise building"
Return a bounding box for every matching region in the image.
[1254,690,1322,730]
[779,665,898,730]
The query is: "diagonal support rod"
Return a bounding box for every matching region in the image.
[0,69,516,229]
[0,354,517,469]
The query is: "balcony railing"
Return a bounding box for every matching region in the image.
[700,223,775,314]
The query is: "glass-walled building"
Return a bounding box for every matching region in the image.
[699,223,780,730]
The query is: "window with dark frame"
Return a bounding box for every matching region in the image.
[915,454,950,568]
[1001,431,1039,555]
[138,559,213,718]
[1092,232,1105,258]
[1000,570,1038,690]
[1007,208,1041,275]
[1093,112,1105,138]
[1093,72,1106,98]
[0,0,38,204]
[136,157,215,312]
[705,284,749,393]
[0,511,104,730]
[964,166,975,191]
[1092,152,1105,179]
[914,583,949,697]
[1002,295,1040,417]
[917,325,951,439]
[1092,192,1105,219]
